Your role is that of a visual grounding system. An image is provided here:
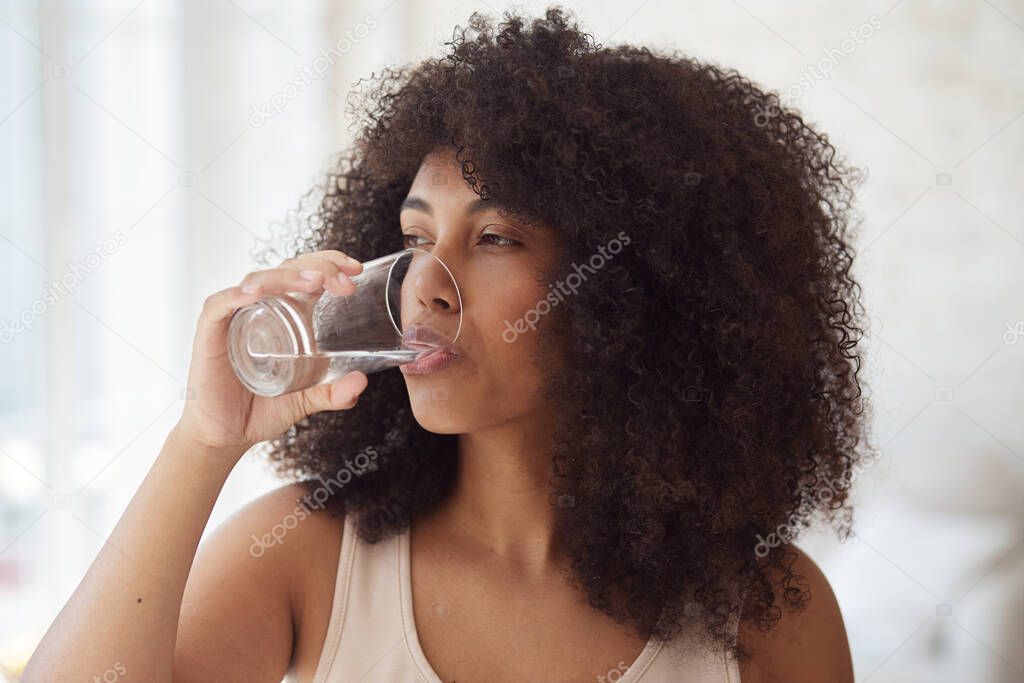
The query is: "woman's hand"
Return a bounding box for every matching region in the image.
[174,249,368,462]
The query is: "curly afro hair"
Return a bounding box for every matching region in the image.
[259,5,875,663]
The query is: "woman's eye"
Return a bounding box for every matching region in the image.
[402,233,521,248]
[402,233,429,248]
[480,233,521,247]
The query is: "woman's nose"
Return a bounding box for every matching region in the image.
[405,248,462,318]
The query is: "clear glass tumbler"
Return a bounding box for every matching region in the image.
[227,247,462,396]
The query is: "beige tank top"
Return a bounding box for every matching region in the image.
[289,512,741,682]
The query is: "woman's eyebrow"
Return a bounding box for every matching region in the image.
[399,195,499,218]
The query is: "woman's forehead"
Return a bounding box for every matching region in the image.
[405,149,561,243]
[411,149,468,189]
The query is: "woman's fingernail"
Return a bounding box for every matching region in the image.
[337,273,353,287]
[299,269,322,280]
[242,284,260,294]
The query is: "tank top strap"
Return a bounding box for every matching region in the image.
[308,511,360,683]
[309,511,432,683]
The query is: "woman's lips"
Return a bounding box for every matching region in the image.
[399,347,459,375]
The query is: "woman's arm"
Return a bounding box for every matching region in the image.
[21,428,253,682]
[738,545,855,683]
[23,435,341,683]
[22,250,367,682]
[173,482,345,683]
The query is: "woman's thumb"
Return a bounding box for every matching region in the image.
[290,371,368,419]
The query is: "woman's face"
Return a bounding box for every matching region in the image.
[397,148,563,434]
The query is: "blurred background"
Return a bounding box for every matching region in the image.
[1,0,1021,681]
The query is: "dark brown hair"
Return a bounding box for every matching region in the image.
[259,5,874,661]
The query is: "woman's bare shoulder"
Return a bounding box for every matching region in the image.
[173,482,346,681]
[241,481,347,559]
[736,544,854,683]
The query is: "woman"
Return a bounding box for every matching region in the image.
[25,7,870,682]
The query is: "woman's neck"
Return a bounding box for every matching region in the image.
[423,415,563,572]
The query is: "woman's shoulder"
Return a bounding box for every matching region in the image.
[736,544,854,683]
[230,481,349,611]
[243,481,348,552]
[188,480,349,614]
[174,482,348,680]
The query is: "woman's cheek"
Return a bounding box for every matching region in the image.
[477,266,554,346]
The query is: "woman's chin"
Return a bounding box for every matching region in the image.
[409,410,467,435]
[405,382,469,434]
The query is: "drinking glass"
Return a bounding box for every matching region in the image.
[227,247,462,396]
